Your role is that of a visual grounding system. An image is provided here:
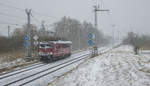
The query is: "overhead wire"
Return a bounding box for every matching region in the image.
[32,10,57,19]
[0,21,18,25]
[31,10,57,30]
[0,2,25,11]
[0,1,57,29]
[0,15,25,25]
[0,12,25,20]
[0,21,24,26]
[0,0,16,4]
[0,1,26,26]
[0,1,58,20]
[31,12,41,23]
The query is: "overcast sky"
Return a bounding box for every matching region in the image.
[0,0,150,38]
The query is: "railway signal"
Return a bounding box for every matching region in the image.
[25,9,32,59]
[92,5,109,56]
[24,35,29,40]
[33,35,38,41]
[24,35,29,47]
[88,33,97,56]
[88,40,93,46]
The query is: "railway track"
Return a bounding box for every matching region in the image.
[10,55,89,86]
[0,45,120,86]
[0,53,89,86]
[0,50,89,77]
[21,56,88,85]
[0,63,46,79]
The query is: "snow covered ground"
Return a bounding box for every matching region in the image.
[0,58,25,69]
[49,45,150,86]
[0,49,88,73]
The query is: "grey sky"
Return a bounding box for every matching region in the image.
[0,0,150,38]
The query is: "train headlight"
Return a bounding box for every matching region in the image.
[39,52,42,55]
[50,52,53,55]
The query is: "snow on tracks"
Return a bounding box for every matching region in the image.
[0,46,117,86]
[49,45,150,86]
[0,49,91,86]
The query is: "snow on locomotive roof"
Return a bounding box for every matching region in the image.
[40,41,72,44]
[51,40,72,44]
[39,42,49,44]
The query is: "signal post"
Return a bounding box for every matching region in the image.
[92,5,109,56]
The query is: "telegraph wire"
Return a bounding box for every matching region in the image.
[32,10,57,19]
[0,21,18,25]
[0,16,25,25]
[31,12,41,23]
[0,2,57,30]
[99,0,106,9]
[31,11,55,29]
[0,0,17,5]
[0,2,57,20]
[0,12,25,20]
[0,2,25,11]
[0,20,24,26]
[0,2,26,23]
[0,2,57,22]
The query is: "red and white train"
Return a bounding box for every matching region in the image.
[38,41,72,61]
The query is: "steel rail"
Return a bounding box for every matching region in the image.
[0,63,46,80]
[21,56,89,86]
[3,54,89,86]
[0,62,43,76]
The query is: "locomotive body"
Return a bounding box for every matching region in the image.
[38,41,72,61]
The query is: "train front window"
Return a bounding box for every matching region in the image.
[40,44,51,48]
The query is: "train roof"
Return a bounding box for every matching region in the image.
[51,40,72,44]
[40,41,72,44]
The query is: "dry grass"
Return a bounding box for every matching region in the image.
[0,48,87,73]
[0,50,25,63]
[140,46,150,50]
[0,61,38,73]
[0,50,40,73]
[0,50,39,63]
[139,68,150,73]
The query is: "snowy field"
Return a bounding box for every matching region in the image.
[0,58,25,69]
[0,49,88,73]
[49,45,150,86]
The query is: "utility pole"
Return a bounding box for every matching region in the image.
[41,21,46,37]
[112,24,116,45]
[8,25,10,38]
[78,28,81,50]
[118,29,120,42]
[25,9,32,58]
[41,21,46,31]
[94,5,109,31]
[93,5,109,56]
[7,24,18,38]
